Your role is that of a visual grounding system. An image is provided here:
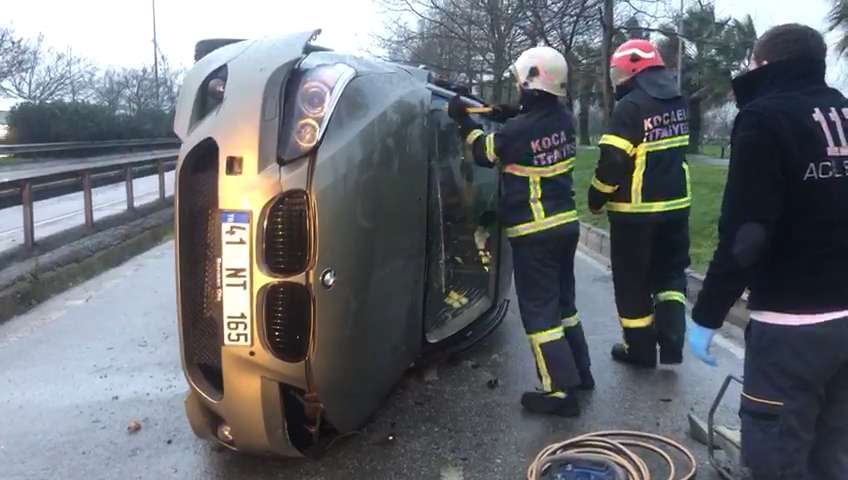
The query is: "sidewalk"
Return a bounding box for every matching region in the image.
[688,153,729,167]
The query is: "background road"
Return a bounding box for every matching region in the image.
[0,242,745,480]
[0,151,177,254]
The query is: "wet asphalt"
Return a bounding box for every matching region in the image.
[0,242,745,480]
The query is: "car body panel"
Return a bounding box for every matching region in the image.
[309,73,430,431]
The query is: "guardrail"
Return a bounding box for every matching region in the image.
[0,138,180,155]
[0,152,178,251]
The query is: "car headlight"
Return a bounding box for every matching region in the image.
[277,63,356,164]
[194,65,228,122]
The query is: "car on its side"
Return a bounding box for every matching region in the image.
[173,30,512,456]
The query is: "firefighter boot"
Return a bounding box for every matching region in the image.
[521,391,580,417]
[611,327,657,368]
[563,321,594,390]
[656,299,686,364]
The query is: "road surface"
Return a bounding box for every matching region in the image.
[0,242,746,480]
[0,149,178,183]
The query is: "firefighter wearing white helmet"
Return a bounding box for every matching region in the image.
[448,46,594,417]
[510,46,569,97]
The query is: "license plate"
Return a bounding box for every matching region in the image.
[220,211,252,346]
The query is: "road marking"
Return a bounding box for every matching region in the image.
[577,248,746,360]
[0,308,67,349]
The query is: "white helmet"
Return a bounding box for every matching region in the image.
[510,46,569,97]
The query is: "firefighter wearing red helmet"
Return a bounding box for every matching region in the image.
[588,39,691,368]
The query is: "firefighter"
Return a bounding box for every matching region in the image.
[448,46,594,417]
[689,24,848,479]
[588,39,690,368]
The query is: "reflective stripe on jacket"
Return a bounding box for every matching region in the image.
[589,79,691,222]
[465,96,579,239]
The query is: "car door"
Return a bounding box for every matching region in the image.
[423,91,505,344]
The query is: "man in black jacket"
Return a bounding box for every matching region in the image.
[588,39,691,368]
[689,24,848,479]
[449,46,594,417]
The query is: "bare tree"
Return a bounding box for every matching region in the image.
[0,36,91,103]
[65,50,97,102]
[377,0,528,102]
[117,67,158,116]
[155,55,182,112]
[515,0,601,108]
[600,0,615,118]
[93,69,126,113]
[0,26,28,83]
[703,101,735,144]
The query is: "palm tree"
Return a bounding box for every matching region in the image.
[828,0,848,54]
[658,7,756,153]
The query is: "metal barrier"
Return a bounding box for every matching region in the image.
[0,153,178,251]
[0,138,180,155]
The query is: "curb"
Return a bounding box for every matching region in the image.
[0,208,174,325]
[577,222,749,329]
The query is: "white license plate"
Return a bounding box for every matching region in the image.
[220,211,252,346]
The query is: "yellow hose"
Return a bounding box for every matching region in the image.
[527,430,697,480]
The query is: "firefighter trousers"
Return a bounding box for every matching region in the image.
[742,318,848,480]
[609,217,689,364]
[511,223,589,392]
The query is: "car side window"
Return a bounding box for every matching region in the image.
[423,94,501,342]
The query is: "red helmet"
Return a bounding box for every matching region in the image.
[610,39,665,87]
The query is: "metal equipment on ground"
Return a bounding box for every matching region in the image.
[527,430,697,480]
[688,375,747,480]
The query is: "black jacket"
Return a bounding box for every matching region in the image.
[692,58,848,329]
[459,92,578,241]
[589,68,691,223]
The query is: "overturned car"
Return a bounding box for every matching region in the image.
[173,30,512,457]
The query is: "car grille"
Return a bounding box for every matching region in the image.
[264,191,309,276]
[178,139,224,399]
[265,283,311,362]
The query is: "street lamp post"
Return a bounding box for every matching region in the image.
[677,0,684,91]
[152,0,160,106]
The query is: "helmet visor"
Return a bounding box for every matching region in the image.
[509,66,522,94]
[610,66,632,89]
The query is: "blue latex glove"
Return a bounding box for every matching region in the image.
[687,322,718,366]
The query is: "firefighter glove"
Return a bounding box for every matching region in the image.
[687,322,718,366]
[448,95,469,121]
[488,103,521,123]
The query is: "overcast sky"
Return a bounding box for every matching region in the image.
[2,0,846,102]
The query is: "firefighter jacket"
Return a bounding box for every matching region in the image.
[692,58,848,329]
[588,67,690,223]
[458,92,578,241]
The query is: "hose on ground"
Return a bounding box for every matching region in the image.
[527,430,697,480]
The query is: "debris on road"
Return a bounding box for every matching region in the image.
[127,420,142,434]
[461,360,480,370]
[440,465,465,480]
[486,378,499,389]
[423,366,439,383]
